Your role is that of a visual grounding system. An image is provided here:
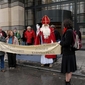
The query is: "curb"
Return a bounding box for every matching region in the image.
[18,63,85,77]
[80,49,85,51]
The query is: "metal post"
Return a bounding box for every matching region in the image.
[74,0,77,30]
[24,0,26,29]
[33,0,36,32]
[61,9,63,30]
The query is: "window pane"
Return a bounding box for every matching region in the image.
[42,0,67,4]
[80,2,84,13]
[77,3,80,14]
[61,4,69,10]
[69,3,74,14]
[42,7,48,10]
[80,15,84,23]
[25,0,33,7]
[28,20,33,25]
[25,9,33,26]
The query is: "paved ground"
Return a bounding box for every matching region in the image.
[16,50,85,76]
[75,51,85,75]
[2,40,85,85]
[81,39,85,50]
[0,65,85,85]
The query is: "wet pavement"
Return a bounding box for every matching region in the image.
[81,39,85,48]
[0,65,85,85]
[2,45,85,85]
[16,50,85,76]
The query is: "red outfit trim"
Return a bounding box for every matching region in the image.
[35,27,56,59]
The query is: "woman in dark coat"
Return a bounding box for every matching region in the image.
[60,19,77,85]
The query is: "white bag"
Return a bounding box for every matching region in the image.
[4,52,8,61]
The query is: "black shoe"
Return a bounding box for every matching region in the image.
[53,58,57,63]
[1,69,6,72]
[65,81,71,85]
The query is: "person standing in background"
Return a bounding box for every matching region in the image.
[0,28,7,38]
[51,25,61,62]
[0,33,6,72]
[7,30,19,69]
[13,28,21,44]
[76,29,82,41]
[22,28,27,45]
[25,26,35,45]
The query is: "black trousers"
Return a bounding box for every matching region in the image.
[27,43,32,45]
[7,53,16,68]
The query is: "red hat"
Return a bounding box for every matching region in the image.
[41,15,50,24]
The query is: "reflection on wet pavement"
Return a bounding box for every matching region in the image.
[0,66,85,85]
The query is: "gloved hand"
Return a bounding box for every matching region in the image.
[58,41,61,44]
[51,40,53,43]
[36,24,40,31]
[36,24,40,35]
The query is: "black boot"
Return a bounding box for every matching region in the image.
[65,81,71,85]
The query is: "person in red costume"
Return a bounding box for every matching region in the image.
[35,15,56,67]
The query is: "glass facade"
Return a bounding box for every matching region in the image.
[25,9,33,26]
[25,0,33,7]
[24,0,85,35]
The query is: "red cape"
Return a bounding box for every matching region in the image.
[35,27,56,59]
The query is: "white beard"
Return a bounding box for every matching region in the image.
[40,24,51,39]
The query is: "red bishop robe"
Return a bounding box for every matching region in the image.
[35,27,56,59]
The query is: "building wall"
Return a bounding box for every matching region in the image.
[11,6,24,27]
[0,8,10,30]
[0,1,24,34]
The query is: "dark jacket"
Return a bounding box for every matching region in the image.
[60,29,75,55]
[2,31,7,38]
[54,29,61,41]
[22,29,27,42]
[0,36,6,56]
[76,30,81,41]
